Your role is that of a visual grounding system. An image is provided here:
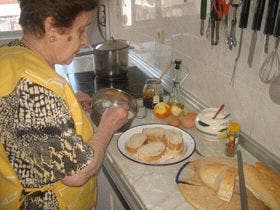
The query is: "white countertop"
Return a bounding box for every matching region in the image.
[56,52,267,209]
[102,107,258,210]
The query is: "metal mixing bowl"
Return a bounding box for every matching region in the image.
[90,88,138,132]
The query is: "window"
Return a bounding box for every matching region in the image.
[0,0,21,32]
[0,0,21,44]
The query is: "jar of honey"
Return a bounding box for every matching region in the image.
[143,78,163,109]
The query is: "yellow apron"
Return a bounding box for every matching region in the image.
[0,46,96,210]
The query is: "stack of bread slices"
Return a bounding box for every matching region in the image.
[178,157,280,210]
[126,127,185,163]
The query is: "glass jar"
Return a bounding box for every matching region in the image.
[225,122,240,157]
[143,78,163,109]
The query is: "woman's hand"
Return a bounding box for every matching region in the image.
[76,91,92,110]
[61,104,129,186]
[98,104,129,134]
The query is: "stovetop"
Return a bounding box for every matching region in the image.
[66,66,150,99]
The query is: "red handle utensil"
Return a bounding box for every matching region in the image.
[213,104,225,119]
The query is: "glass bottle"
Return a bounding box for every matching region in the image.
[143,78,163,109]
[168,59,184,108]
[225,122,240,157]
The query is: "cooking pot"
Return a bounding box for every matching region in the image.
[93,37,129,78]
[90,88,137,132]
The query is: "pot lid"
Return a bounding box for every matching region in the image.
[94,37,129,51]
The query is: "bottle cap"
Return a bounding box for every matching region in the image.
[228,122,240,132]
[174,59,182,69]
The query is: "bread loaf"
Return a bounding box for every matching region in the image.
[126,133,147,154]
[137,141,166,163]
[244,164,280,210]
[255,162,280,185]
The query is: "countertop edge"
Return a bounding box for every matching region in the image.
[103,153,146,209]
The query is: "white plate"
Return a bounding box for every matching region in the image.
[117,124,196,166]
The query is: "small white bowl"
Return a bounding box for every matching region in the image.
[195,108,229,138]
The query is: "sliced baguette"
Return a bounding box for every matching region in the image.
[137,141,166,163]
[142,127,165,142]
[164,129,184,151]
[217,167,237,202]
[126,133,147,154]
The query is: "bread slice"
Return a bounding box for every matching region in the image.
[126,133,147,154]
[244,164,280,210]
[164,129,184,151]
[217,167,237,202]
[137,141,165,163]
[142,127,165,142]
[197,163,227,191]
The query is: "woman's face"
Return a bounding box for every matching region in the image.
[50,11,93,65]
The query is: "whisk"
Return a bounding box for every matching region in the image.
[259,38,280,83]
[259,6,280,83]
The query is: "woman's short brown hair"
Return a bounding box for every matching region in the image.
[18,0,99,37]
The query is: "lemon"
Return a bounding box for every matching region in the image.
[217,128,227,140]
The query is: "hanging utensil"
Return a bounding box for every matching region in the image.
[210,0,218,45]
[213,0,223,45]
[259,6,280,83]
[206,1,213,40]
[269,75,280,104]
[227,0,243,50]
[247,0,266,67]
[263,0,279,54]
[222,0,231,39]
[230,0,251,86]
[200,0,208,36]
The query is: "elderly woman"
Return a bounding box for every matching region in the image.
[0,0,128,209]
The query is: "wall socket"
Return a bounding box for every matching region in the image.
[156,29,165,44]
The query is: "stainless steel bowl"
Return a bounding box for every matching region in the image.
[90,88,137,132]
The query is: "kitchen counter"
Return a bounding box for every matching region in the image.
[100,106,259,210]
[56,51,279,210]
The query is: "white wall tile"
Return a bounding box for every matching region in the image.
[106,0,280,158]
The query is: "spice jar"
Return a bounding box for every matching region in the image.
[143,78,163,109]
[225,122,240,157]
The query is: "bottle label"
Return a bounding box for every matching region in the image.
[225,136,239,157]
[153,95,159,104]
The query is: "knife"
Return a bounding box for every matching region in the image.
[231,0,251,86]
[237,150,249,210]
[247,0,266,67]
[200,0,207,36]
[263,0,279,53]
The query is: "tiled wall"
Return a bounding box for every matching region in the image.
[106,0,280,158]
